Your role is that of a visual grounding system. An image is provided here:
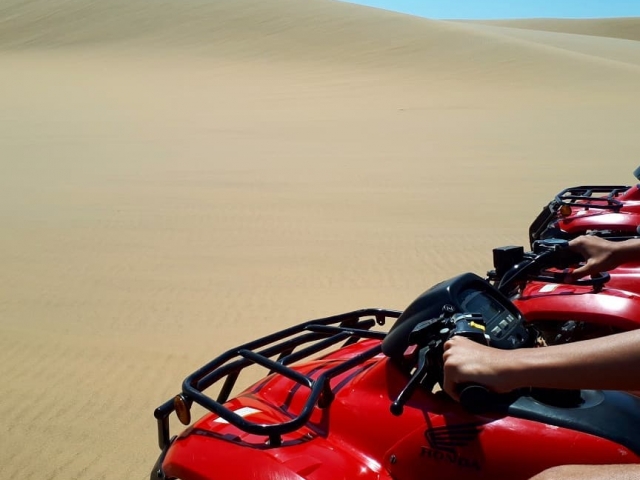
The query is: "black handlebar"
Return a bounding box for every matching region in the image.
[495,239,610,294]
[531,270,611,288]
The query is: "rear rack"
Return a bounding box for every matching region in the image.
[154,308,402,449]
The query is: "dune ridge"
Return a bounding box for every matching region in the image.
[468,17,640,42]
[452,20,640,68]
[1,1,639,479]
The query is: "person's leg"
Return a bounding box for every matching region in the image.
[530,464,640,480]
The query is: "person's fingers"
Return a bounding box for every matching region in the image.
[444,382,459,401]
[566,263,592,281]
[567,236,587,254]
[442,339,460,399]
[442,368,459,401]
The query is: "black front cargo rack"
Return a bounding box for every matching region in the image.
[529,184,632,245]
[553,185,630,210]
[154,308,402,449]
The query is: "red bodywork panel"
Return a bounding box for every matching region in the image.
[515,263,640,329]
[557,211,640,235]
[161,340,639,480]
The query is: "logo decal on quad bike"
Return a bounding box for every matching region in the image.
[421,423,483,470]
[442,304,456,314]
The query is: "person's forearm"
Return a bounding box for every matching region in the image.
[503,329,640,391]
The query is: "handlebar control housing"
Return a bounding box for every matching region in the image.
[383,273,534,358]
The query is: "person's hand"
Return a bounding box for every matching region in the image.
[566,236,623,281]
[442,336,516,400]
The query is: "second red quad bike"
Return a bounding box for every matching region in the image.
[152,269,640,480]
[488,238,640,345]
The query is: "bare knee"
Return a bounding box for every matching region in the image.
[529,465,571,480]
[530,464,640,480]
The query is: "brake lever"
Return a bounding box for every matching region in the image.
[390,344,435,416]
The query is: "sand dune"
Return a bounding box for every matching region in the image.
[1,0,639,94]
[1,1,639,479]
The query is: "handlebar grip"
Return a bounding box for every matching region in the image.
[450,318,493,413]
[457,383,493,413]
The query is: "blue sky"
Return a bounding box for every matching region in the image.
[340,0,640,20]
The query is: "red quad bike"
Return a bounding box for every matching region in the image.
[529,166,640,247]
[151,271,640,480]
[488,238,640,345]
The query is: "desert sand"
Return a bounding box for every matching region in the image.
[1,0,639,478]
